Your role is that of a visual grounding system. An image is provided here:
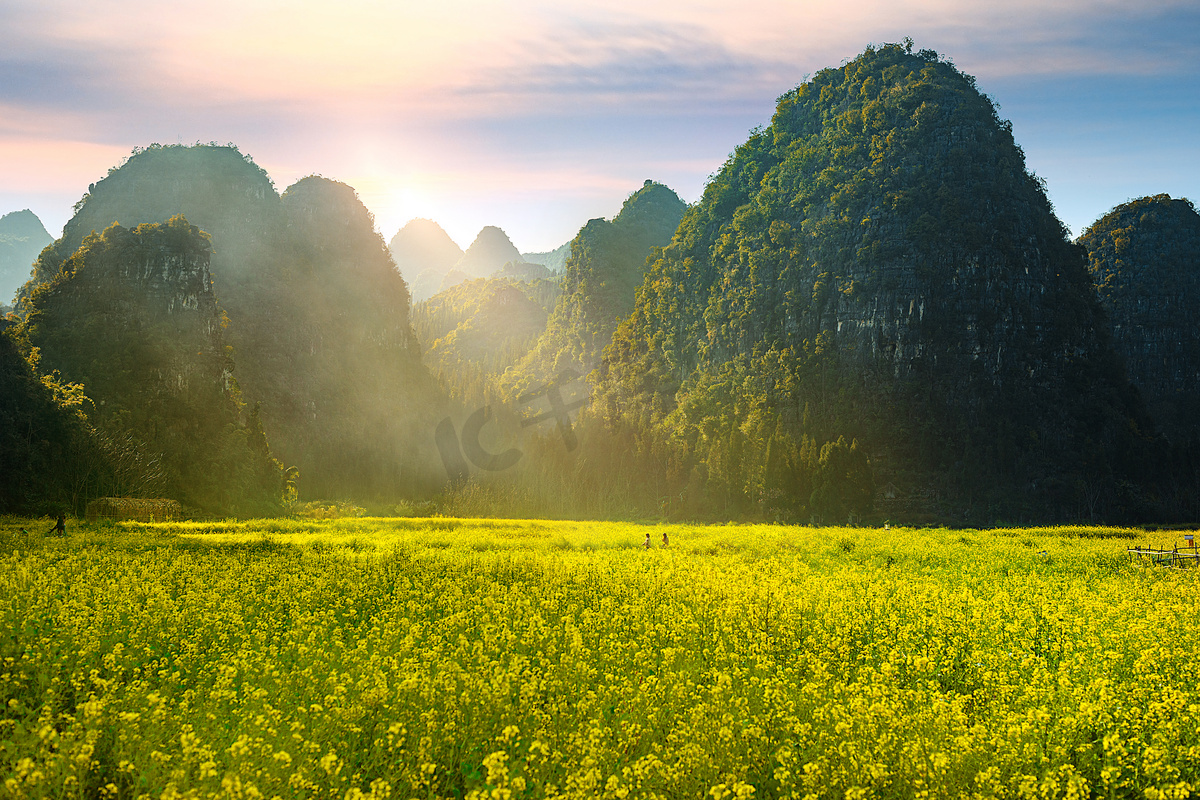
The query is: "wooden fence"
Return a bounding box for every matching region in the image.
[1127,539,1199,567]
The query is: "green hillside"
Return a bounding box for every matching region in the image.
[1079,195,1200,441]
[414,276,557,409]
[592,43,1156,522]
[16,216,281,513]
[508,180,685,397]
[19,145,442,502]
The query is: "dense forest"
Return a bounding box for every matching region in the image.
[415,276,557,408]
[2,45,1197,523]
[5,217,281,513]
[1079,195,1200,443]
[0,320,99,514]
[11,144,443,508]
[483,42,1168,523]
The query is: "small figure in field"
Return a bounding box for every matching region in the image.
[662,531,669,547]
[643,532,651,549]
[47,515,66,536]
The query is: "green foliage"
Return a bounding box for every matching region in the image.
[0,327,102,514]
[413,276,555,409]
[507,181,686,397]
[809,436,873,523]
[16,146,444,503]
[588,42,1156,522]
[1079,195,1200,438]
[22,144,275,296]
[15,217,283,514]
[1078,195,1200,519]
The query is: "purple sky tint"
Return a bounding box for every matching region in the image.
[1,0,1196,253]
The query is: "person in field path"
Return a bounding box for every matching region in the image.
[644,531,651,549]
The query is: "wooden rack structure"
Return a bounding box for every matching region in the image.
[1128,533,1199,567]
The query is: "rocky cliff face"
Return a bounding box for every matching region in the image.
[23,145,442,499]
[597,43,1153,520]
[25,217,224,385]
[18,216,281,512]
[1079,195,1200,441]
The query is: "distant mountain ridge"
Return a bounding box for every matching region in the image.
[522,241,571,272]
[455,225,524,279]
[0,209,52,304]
[389,220,532,301]
[388,218,464,301]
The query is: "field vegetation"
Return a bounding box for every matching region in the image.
[2,516,1198,799]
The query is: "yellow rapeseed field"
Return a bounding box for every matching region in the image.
[1,517,1198,799]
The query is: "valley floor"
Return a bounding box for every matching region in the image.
[2,517,1197,798]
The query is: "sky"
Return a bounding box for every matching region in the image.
[1,0,1197,253]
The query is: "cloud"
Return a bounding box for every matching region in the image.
[450,21,797,114]
[1,0,1196,249]
[3,0,1195,127]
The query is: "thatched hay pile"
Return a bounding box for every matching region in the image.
[85,497,182,522]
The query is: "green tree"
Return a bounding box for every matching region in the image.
[809,437,873,523]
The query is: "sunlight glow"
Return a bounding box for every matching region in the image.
[1,0,1195,248]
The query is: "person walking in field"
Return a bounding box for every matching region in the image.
[644,531,651,549]
[662,530,669,547]
[47,515,65,536]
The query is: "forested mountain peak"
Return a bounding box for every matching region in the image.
[613,180,688,235]
[279,175,416,342]
[282,176,377,238]
[0,209,53,304]
[388,218,464,290]
[1079,194,1200,443]
[28,144,278,289]
[505,180,685,396]
[16,143,442,503]
[456,226,523,279]
[595,42,1155,521]
[0,209,51,240]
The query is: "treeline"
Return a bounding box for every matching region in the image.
[3,145,443,516]
[434,44,1196,525]
[2,218,281,514]
[6,50,1200,524]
